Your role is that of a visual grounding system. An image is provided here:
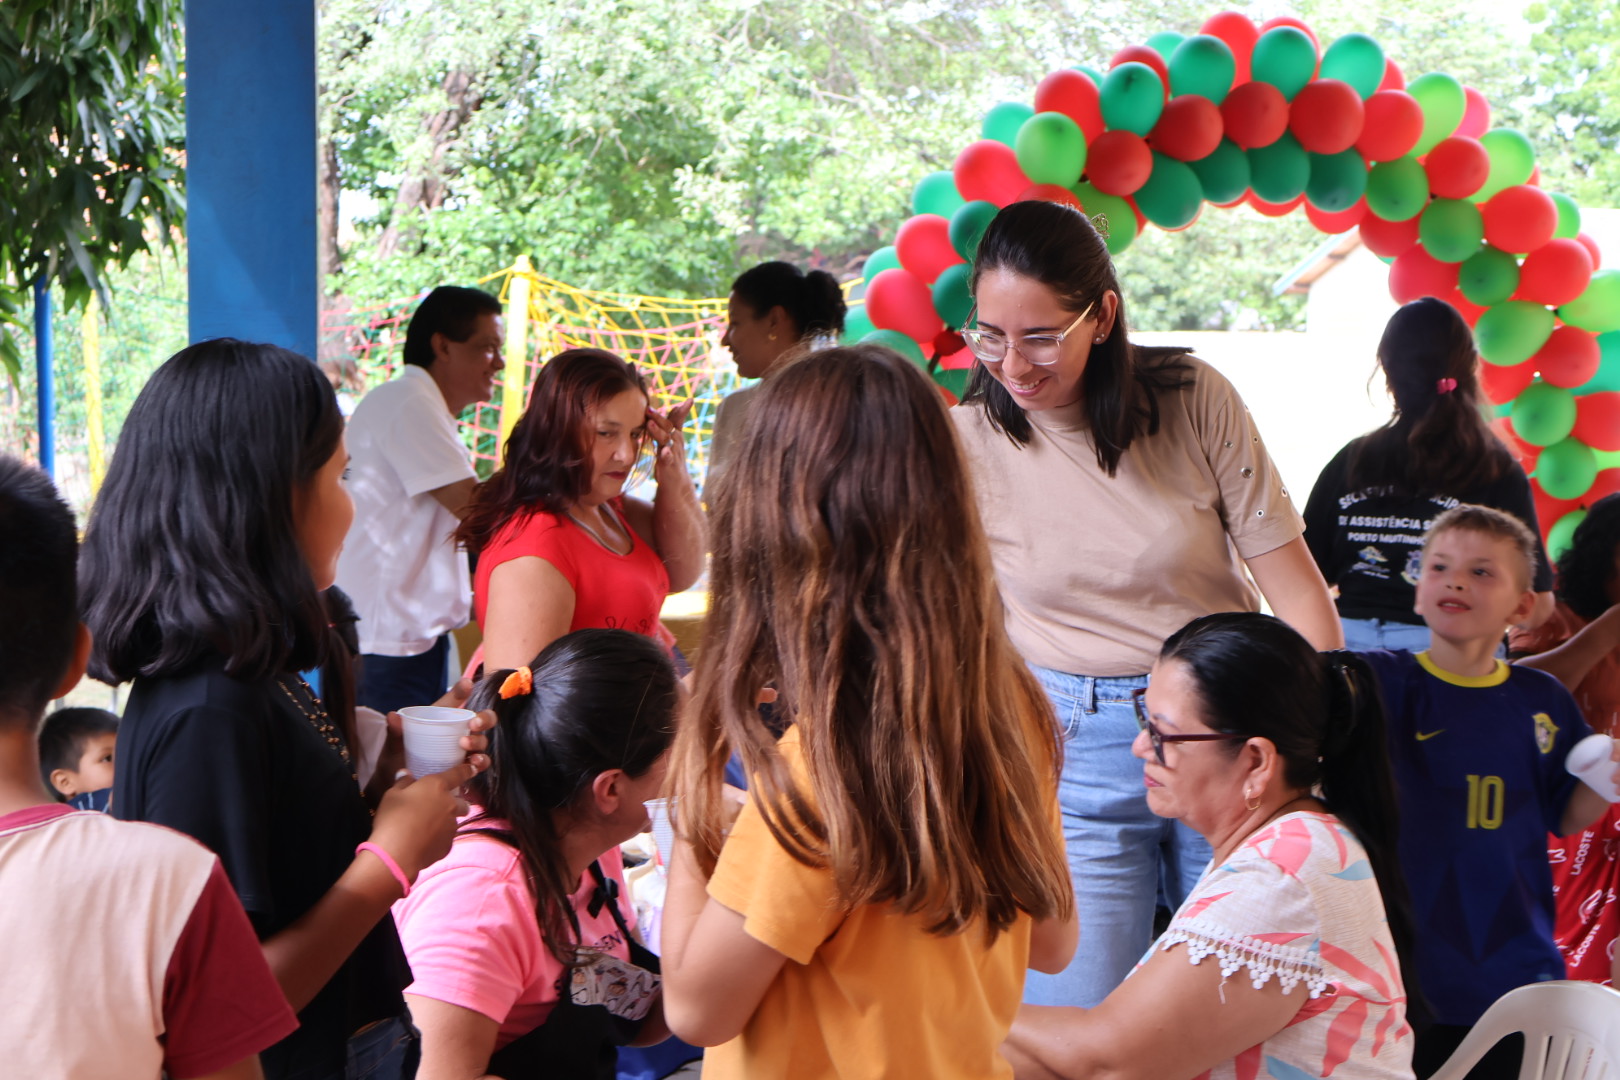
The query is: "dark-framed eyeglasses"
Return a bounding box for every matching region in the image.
[1131,688,1246,767]
[958,301,1095,366]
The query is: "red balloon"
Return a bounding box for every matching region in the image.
[1247,192,1305,217]
[1444,288,1487,325]
[1360,213,1421,258]
[1035,69,1105,141]
[1482,185,1558,254]
[1587,468,1620,504]
[1479,359,1537,405]
[1258,15,1319,51]
[1516,238,1595,307]
[1389,246,1459,303]
[1220,82,1289,150]
[938,343,976,371]
[1531,478,1578,531]
[1017,183,1083,208]
[953,139,1031,206]
[1379,58,1405,92]
[1491,416,1540,473]
[933,329,966,358]
[1529,165,1542,187]
[1288,79,1364,154]
[1086,130,1154,196]
[1150,96,1224,162]
[1572,392,1620,452]
[1306,198,1368,234]
[1111,45,1170,89]
[1128,196,1148,230]
[865,268,943,344]
[1457,87,1491,139]
[1534,325,1603,389]
[1201,11,1259,84]
[1576,233,1603,270]
[1356,91,1423,162]
[1424,137,1490,200]
[894,214,962,286]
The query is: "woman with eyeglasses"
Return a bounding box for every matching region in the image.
[949,199,1342,1009]
[455,349,706,673]
[1005,612,1421,1080]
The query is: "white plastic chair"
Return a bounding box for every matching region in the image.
[1429,981,1620,1080]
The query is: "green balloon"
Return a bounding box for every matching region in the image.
[840,304,876,345]
[1074,65,1103,86]
[1306,149,1369,212]
[949,200,1000,262]
[1146,31,1186,59]
[1512,381,1578,447]
[861,245,902,283]
[1419,198,1485,263]
[1559,269,1620,335]
[861,328,927,368]
[931,263,974,329]
[1100,62,1165,136]
[1169,34,1236,104]
[1479,301,1556,367]
[1135,152,1203,229]
[1319,33,1385,99]
[1248,132,1309,204]
[1598,449,1620,472]
[1407,73,1466,157]
[1365,157,1430,222]
[1071,182,1138,254]
[1015,111,1088,187]
[1458,247,1521,307]
[1547,508,1588,564]
[912,171,965,218]
[1536,436,1598,499]
[1574,331,1620,394]
[1475,129,1536,202]
[1190,138,1250,204]
[1250,26,1318,101]
[933,366,971,400]
[1551,193,1582,240]
[983,101,1036,147]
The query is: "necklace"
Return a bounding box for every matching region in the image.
[566,506,631,555]
[277,675,355,779]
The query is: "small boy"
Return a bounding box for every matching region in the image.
[1357,504,1618,1079]
[37,706,118,809]
[0,455,296,1079]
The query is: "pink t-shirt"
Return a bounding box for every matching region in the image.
[393,822,635,1048]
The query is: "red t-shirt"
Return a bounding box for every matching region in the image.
[474,499,671,642]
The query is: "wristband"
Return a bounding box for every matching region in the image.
[356,841,412,898]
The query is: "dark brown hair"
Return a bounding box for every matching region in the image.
[456,349,648,554]
[670,344,1073,937]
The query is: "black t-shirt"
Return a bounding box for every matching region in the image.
[113,654,408,1079]
[1302,441,1553,623]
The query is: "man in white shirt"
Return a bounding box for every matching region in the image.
[337,286,505,714]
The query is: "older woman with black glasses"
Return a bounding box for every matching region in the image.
[949,200,1342,1011]
[1005,613,1421,1080]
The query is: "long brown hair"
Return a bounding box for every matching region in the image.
[670,344,1073,937]
[455,348,648,554]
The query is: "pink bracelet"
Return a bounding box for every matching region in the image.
[356,841,412,898]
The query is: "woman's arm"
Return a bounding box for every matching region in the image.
[638,401,707,593]
[1004,943,1303,1080]
[1246,537,1345,650]
[1028,911,1079,975]
[1516,604,1620,688]
[480,557,576,671]
[406,996,503,1080]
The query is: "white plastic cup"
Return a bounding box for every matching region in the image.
[645,797,677,865]
[398,706,475,779]
[1566,733,1620,803]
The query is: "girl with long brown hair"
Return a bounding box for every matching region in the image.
[659,344,1076,1080]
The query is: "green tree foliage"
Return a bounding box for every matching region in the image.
[1520,0,1620,206]
[0,0,185,380]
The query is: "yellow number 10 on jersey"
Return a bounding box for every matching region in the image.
[1465,774,1505,830]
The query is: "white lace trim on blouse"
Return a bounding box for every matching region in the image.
[1157,918,1329,998]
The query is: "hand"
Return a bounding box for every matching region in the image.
[367,758,487,884]
[381,678,495,785]
[647,400,694,487]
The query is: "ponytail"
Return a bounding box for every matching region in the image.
[730,262,847,342]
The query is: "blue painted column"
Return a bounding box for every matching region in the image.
[186,0,318,359]
[33,278,53,477]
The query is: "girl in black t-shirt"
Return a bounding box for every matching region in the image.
[81,339,494,1080]
[1303,298,1554,651]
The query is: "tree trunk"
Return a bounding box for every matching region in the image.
[376,67,482,260]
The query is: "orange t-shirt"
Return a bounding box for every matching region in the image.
[703,728,1035,1080]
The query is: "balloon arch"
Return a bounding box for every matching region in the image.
[846,9,1620,555]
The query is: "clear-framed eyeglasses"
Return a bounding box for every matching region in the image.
[959,300,1096,366]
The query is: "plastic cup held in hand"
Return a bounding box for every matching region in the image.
[1566,733,1620,803]
[646,797,677,864]
[398,706,475,779]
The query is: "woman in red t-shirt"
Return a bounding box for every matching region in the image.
[457,349,705,671]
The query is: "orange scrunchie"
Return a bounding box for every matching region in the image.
[498,666,533,699]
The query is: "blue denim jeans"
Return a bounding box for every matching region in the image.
[1340,616,1431,653]
[357,635,450,716]
[345,1013,420,1079]
[1024,665,1213,1008]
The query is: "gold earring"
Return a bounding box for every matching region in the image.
[1244,790,1262,811]
[768,333,778,341]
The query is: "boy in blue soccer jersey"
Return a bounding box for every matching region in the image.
[1358,504,1620,1079]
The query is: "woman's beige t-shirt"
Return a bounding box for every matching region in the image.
[950,356,1303,677]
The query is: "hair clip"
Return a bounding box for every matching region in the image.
[1436,377,1458,394]
[1089,212,1110,240]
[499,666,534,699]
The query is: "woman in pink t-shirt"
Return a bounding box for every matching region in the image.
[395,628,679,1079]
[456,349,706,672]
